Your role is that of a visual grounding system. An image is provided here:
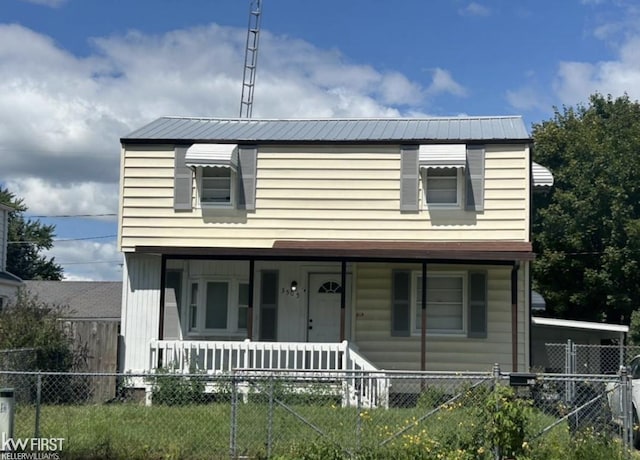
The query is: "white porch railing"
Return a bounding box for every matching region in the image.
[149,339,389,408]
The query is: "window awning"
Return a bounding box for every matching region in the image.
[418,144,466,169]
[532,162,553,187]
[185,144,238,171]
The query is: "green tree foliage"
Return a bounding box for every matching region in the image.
[0,289,74,371]
[628,310,640,346]
[0,187,63,280]
[533,94,640,323]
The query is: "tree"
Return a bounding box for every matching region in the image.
[0,187,63,280]
[532,93,640,324]
[0,289,75,371]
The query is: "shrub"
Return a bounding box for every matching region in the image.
[148,367,208,405]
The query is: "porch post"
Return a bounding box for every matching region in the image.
[340,260,346,342]
[421,261,427,372]
[157,254,167,368]
[511,262,519,371]
[248,259,255,340]
[158,254,167,341]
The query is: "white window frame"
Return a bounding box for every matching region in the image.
[422,167,464,209]
[186,277,248,336]
[411,271,467,336]
[195,167,236,209]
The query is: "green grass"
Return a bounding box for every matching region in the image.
[10,398,639,460]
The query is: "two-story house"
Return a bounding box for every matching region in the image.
[118,116,551,384]
[0,203,21,309]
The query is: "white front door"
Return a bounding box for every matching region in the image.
[307,273,347,342]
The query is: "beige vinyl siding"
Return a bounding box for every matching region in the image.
[120,144,530,251]
[353,262,528,372]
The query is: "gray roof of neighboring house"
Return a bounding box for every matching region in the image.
[122,116,531,144]
[23,281,122,320]
[0,271,22,285]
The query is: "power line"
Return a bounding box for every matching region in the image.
[24,213,117,218]
[57,260,123,265]
[8,234,117,244]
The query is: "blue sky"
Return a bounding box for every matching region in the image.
[1,0,639,280]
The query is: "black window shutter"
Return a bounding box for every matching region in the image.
[468,271,487,338]
[400,145,419,212]
[237,145,258,211]
[173,146,193,211]
[391,270,411,337]
[465,145,485,211]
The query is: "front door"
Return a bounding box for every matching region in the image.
[307,273,346,342]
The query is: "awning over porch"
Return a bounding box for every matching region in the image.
[135,240,534,262]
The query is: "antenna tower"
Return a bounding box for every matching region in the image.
[239,0,262,118]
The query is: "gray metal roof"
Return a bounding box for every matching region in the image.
[23,281,122,320]
[122,116,531,144]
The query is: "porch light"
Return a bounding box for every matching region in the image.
[290,281,298,292]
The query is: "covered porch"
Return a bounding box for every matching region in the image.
[122,240,535,380]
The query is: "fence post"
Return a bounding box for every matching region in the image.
[620,365,633,452]
[492,363,501,460]
[267,375,274,459]
[356,373,362,453]
[229,373,238,460]
[34,372,41,439]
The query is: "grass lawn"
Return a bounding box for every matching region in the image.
[10,394,639,460]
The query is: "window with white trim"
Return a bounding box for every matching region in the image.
[197,167,236,207]
[187,278,248,335]
[422,167,464,208]
[413,272,466,335]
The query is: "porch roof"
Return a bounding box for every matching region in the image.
[135,240,534,263]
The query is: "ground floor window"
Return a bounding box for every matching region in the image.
[413,272,466,335]
[187,278,248,335]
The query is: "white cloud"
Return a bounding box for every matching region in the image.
[553,35,640,106]
[505,86,551,113]
[0,23,467,279]
[426,68,467,97]
[4,178,117,216]
[44,240,122,281]
[458,2,491,17]
[507,3,640,113]
[20,0,67,7]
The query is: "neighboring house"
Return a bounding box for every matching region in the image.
[23,280,122,321]
[22,281,122,365]
[118,116,554,385]
[0,203,21,308]
[23,280,122,401]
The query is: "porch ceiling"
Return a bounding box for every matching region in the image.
[135,240,534,263]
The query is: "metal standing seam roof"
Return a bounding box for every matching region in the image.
[122,116,531,143]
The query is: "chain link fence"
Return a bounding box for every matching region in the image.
[545,341,640,375]
[0,366,635,459]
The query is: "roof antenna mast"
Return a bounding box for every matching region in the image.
[239,0,263,118]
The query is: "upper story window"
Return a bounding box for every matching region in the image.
[419,144,466,209]
[199,167,235,206]
[185,144,239,209]
[423,167,463,207]
[400,144,485,213]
